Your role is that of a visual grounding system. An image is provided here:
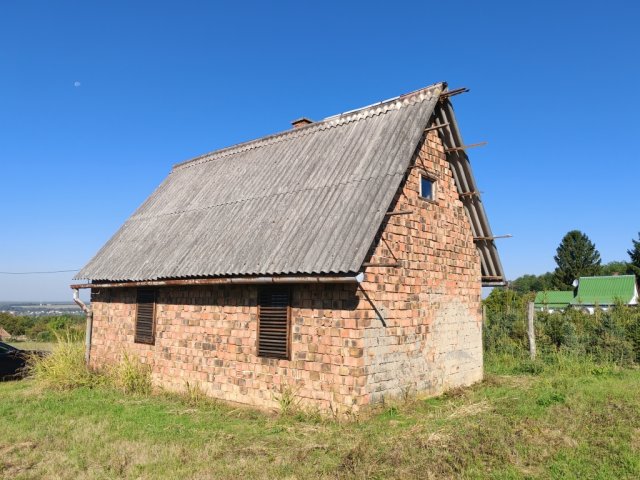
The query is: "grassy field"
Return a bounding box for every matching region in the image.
[0,359,639,479]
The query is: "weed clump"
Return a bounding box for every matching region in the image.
[107,351,152,395]
[274,384,300,416]
[28,332,98,390]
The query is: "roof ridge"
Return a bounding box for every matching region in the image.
[172,82,445,171]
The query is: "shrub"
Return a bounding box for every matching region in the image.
[0,312,85,340]
[483,312,527,355]
[483,290,640,368]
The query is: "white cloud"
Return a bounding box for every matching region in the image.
[73,81,81,87]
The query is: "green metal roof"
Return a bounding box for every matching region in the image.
[572,275,637,306]
[534,290,574,308]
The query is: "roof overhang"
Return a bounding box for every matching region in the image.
[432,95,506,287]
[70,273,364,289]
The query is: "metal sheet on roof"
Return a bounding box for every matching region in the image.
[572,275,637,305]
[76,84,444,281]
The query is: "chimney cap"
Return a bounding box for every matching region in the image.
[291,117,314,129]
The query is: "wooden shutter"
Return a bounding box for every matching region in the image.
[134,288,156,345]
[258,287,290,359]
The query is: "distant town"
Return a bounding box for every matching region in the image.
[0,302,83,317]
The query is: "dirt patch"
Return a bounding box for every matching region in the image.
[448,400,491,418]
[0,441,38,476]
[0,440,37,457]
[631,428,640,452]
[485,374,535,389]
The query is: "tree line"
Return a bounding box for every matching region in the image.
[510,230,640,294]
[0,312,85,342]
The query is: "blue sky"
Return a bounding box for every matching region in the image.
[1,0,638,301]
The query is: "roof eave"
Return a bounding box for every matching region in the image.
[71,273,365,289]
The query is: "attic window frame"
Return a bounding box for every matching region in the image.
[418,171,437,203]
[257,286,291,360]
[134,288,157,345]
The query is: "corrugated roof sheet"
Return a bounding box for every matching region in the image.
[534,290,574,308]
[572,275,638,305]
[77,84,445,281]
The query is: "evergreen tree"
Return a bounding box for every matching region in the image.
[628,232,640,278]
[552,230,601,289]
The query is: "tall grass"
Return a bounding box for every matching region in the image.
[28,334,152,395]
[28,331,98,390]
[107,351,152,395]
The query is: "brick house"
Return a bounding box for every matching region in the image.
[72,82,504,412]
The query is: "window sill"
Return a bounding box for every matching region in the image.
[419,197,439,206]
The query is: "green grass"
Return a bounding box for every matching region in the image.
[1,360,639,479]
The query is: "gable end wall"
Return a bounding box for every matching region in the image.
[359,129,483,402]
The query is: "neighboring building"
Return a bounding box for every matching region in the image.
[0,327,11,341]
[72,82,504,412]
[572,275,638,313]
[535,275,639,314]
[533,291,575,313]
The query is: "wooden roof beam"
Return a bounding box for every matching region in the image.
[459,191,481,198]
[474,234,513,241]
[384,210,413,216]
[439,87,469,100]
[445,142,487,153]
[424,122,450,133]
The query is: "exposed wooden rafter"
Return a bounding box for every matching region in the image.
[384,210,413,216]
[474,235,513,241]
[458,191,481,198]
[424,122,450,133]
[439,87,469,100]
[361,262,401,268]
[444,142,487,153]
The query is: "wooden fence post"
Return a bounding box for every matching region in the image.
[527,302,536,360]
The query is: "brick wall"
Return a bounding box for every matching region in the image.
[89,130,482,411]
[90,283,367,412]
[362,132,482,402]
[359,130,483,402]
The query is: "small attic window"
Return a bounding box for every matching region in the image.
[420,175,435,201]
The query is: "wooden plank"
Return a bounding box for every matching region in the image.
[424,122,450,133]
[444,142,487,153]
[439,87,469,99]
[384,210,413,216]
[527,302,536,360]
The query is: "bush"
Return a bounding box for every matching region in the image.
[483,290,640,368]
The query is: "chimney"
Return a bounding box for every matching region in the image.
[291,117,314,129]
